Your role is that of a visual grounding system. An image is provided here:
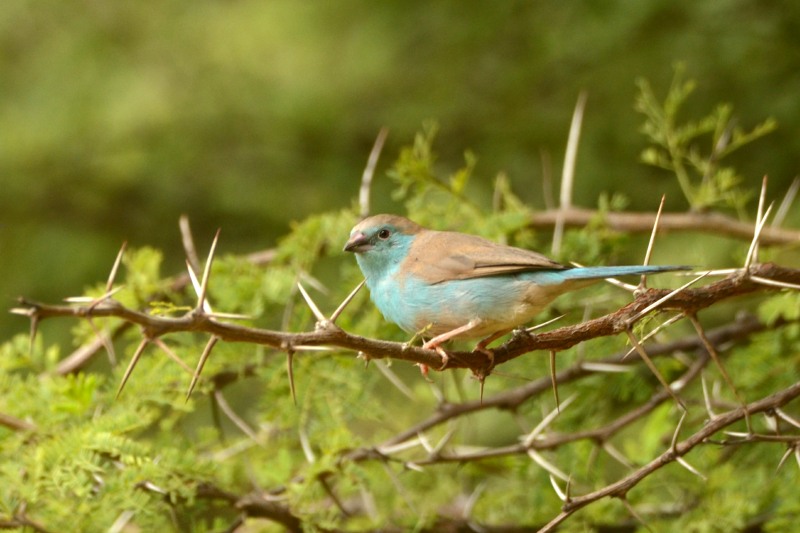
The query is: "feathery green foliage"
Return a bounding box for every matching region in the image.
[637,64,777,213]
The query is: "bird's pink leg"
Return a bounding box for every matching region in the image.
[475,328,513,352]
[421,319,482,370]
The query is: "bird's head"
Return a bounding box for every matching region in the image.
[344,214,422,276]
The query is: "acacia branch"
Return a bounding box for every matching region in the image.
[196,483,303,532]
[14,263,800,380]
[491,263,799,367]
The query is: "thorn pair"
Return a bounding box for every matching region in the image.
[116,226,223,399]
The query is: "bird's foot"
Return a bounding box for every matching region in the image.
[474,328,511,373]
[417,340,450,381]
[417,363,433,382]
[422,339,450,370]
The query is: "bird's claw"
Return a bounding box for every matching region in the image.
[436,348,450,370]
[421,340,450,371]
[417,363,434,382]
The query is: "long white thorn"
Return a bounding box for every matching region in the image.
[676,456,707,480]
[296,282,326,322]
[646,197,666,261]
[524,394,577,446]
[197,229,221,312]
[743,203,773,272]
[553,90,587,256]
[185,336,219,400]
[186,261,213,314]
[751,176,769,265]
[623,313,684,360]
[775,408,800,429]
[106,241,128,294]
[179,215,201,274]
[330,279,365,323]
[373,360,415,400]
[773,177,799,227]
[750,276,800,291]
[116,338,149,399]
[549,475,568,502]
[629,272,709,324]
[527,449,570,482]
[359,127,389,219]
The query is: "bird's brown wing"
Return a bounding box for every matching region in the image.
[405,230,568,284]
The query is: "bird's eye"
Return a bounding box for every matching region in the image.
[377,229,391,240]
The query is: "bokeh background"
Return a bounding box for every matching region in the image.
[3,0,799,340]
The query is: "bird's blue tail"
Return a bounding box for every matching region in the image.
[560,264,690,281]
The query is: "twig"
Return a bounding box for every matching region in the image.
[186,336,220,399]
[773,177,799,227]
[688,314,751,433]
[639,195,666,290]
[116,338,150,398]
[14,264,800,385]
[528,207,800,245]
[213,389,262,443]
[0,412,36,432]
[197,229,221,313]
[552,379,800,522]
[179,215,201,274]
[743,202,773,272]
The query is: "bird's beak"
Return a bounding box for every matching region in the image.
[343,232,372,253]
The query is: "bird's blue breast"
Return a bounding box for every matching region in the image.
[368,269,563,337]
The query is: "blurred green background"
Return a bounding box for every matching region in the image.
[2,0,799,340]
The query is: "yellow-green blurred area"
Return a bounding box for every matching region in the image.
[2,0,799,339]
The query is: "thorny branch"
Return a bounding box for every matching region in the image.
[14,263,800,375]
[538,379,800,532]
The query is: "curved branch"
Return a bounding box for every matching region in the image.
[491,263,800,367]
[528,207,800,245]
[15,263,800,377]
[196,483,302,532]
[541,378,800,531]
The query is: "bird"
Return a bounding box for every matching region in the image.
[344,214,686,371]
